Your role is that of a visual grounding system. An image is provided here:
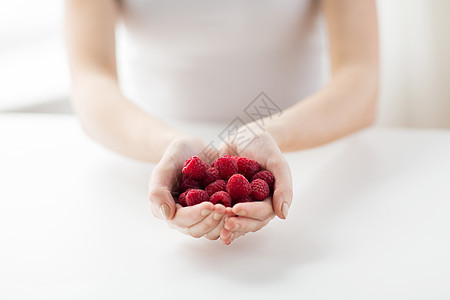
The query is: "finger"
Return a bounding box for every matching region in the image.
[225,207,234,215]
[224,216,270,234]
[220,230,245,245]
[204,217,224,240]
[202,204,235,240]
[229,232,245,244]
[188,204,226,239]
[148,157,180,220]
[266,155,293,220]
[203,205,229,240]
[198,147,220,165]
[149,152,180,190]
[231,198,275,221]
[220,231,233,245]
[220,227,232,240]
[171,201,214,228]
[148,186,178,221]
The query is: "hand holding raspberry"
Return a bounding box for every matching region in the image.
[218,123,293,245]
[149,136,227,241]
[171,150,280,245]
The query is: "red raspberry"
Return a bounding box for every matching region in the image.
[252,170,275,191]
[182,156,208,180]
[213,155,238,180]
[237,157,261,180]
[205,179,227,196]
[179,175,202,192]
[210,191,232,207]
[203,167,220,186]
[226,174,251,200]
[213,154,238,165]
[185,189,209,206]
[250,179,270,201]
[178,191,188,207]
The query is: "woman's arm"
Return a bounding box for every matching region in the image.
[219,0,379,243]
[264,0,379,151]
[65,0,187,162]
[66,0,228,237]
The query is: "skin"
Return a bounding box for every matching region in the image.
[218,127,291,244]
[66,0,378,244]
[148,137,232,239]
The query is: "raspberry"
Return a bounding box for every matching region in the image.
[230,155,239,163]
[210,191,232,207]
[226,174,251,200]
[185,189,209,206]
[213,155,238,180]
[237,157,261,179]
[252,170,275,191]
[250,179,270,201]
[205,179,227,196]
[182,156,208,180]
[213,154,238,164]
[179,175,202,192]
[234,196,253,205]
[175,155,276,208]
[178,191,188,207]
[203,167,220,186]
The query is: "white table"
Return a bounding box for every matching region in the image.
[1,114,449,300]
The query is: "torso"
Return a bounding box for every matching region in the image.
[117,0,328,122]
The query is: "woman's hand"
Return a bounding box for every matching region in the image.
[148,136,228,240]
[219,124,293,244]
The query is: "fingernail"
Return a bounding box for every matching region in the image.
[236,210,246,216]
[213,213,223,221]
[201,209,212,216]
[160,204,170,220]
[281,202,289,219]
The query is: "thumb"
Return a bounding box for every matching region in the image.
[148,137,210,220]
[149,187,177,220]
[266,156,293,220]
[148,162,178,221]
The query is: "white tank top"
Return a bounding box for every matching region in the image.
[117,0,328,123]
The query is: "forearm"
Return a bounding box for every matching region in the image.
[71,73,188,162]
[265,64,378,152]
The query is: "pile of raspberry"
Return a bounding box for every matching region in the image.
[177,155,275,207]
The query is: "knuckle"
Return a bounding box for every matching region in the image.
[148,190,156,202]
[148,188,164,202]
[200,218,216,230]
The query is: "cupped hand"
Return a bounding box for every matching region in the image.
[219,124,293,244]
[148,136,227,240]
